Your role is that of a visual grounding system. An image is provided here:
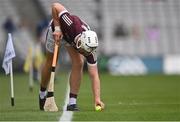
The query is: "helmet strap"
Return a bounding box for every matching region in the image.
[76,38,82,49]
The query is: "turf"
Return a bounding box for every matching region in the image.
[0,72,180,121]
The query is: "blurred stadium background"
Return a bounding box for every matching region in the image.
[0,0,179,74]
[0,0,180,75]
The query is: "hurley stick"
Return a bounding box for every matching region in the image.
[44,43,59,112]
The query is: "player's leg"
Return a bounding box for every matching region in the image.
[65,46,84,111]
[41,52,53,88]
[39,51,53,110]
[39,27,55,110]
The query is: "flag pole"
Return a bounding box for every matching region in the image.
[10,56,15,106]
[29,57,33,92]
[2,33,16,107]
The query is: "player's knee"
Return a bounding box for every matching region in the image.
[72,58,84,69]
[52,3,59,8]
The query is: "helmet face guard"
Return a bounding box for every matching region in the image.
[76,31,98,56]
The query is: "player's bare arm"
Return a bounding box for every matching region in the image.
[52,3,65,44]
[88,64,105,109]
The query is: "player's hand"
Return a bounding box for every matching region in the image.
[95,100,105,109]
[53,31,63,45]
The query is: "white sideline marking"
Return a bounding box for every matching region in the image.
[59,85,73,122]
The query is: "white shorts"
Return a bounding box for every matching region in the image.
[45,27,70,53]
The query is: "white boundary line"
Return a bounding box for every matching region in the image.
[59,82,73,122]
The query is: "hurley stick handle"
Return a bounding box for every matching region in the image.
[48,43,59,92]
[52,44,59,67]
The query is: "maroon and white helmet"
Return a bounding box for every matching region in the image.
[76,30,98,56]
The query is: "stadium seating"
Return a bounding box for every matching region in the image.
[1,0,180,58]
[0,0,34,65]
[0,0,19,54]
[37,0,180,56]
[38,0,98,30]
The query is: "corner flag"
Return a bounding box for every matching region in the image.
[2,33,16,106]
[2,33,16,74]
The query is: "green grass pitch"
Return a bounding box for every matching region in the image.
[0,72,180,121]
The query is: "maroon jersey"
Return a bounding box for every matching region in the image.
[50,11,97,64]
[51,12,90,45]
